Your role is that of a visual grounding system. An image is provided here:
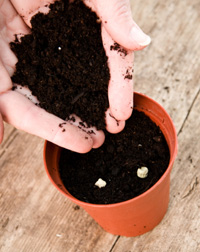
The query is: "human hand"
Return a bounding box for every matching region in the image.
[0,0,104,152]
[0,0,150,152]
[12,0,151,131]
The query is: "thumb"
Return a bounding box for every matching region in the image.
[93,0,151,50]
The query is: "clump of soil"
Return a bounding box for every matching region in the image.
[10,0,110,130]
[59,110,170,204]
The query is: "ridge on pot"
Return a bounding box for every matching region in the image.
[43,92,178,237]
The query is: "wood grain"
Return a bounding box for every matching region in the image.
[1,0,200,251]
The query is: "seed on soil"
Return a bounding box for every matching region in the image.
[95,178,107,188]
[137,167,149,178]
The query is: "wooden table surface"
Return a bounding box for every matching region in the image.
[1,0,200,251]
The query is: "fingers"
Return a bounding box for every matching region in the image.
[102,26,134,121]
[92,0,151,50]
[105,109,125,134]
[10,0,55,27]
[13,84,105,149]
[65,114,105,149]
[0,112,4,144]
[0,90,97,153]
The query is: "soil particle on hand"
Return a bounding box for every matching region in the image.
[110,42,128,57]
[124,74,133,80]
[10,0,110,130]
[59,110,170,204]
[124,69,133,80]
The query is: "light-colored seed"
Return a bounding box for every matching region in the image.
[137,167,148,178]
[95,178,107,188]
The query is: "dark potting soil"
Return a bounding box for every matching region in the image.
[59,110,170,204]
[10,0,110,130]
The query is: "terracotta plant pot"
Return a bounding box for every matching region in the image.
[43,92,178,237]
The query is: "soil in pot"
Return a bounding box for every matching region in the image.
[59,109,170,204]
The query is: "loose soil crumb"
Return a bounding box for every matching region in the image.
[124,68,133,80]
[59,110,170,204]
[10,0,110,130]
[110,42,128,57]
[73,205,80,211]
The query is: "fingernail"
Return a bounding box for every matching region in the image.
[130,26,151,47]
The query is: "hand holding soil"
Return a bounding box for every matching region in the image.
[0,0,150,152]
